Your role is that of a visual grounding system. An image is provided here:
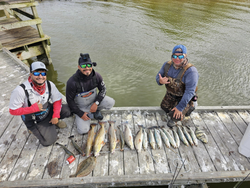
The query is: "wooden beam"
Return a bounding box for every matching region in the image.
[0,18,42,31]
[0,170,249,188]
[13,8,34,19]
[0,2,38,10]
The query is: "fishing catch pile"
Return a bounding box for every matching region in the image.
[56,120,208,178]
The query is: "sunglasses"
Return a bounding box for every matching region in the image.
[80,63,92,68]
[172,55,184,59]
[33,72,46,76]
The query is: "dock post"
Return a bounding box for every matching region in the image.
[30,0,52,65]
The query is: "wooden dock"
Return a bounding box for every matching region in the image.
[0,0,52,64]
[1,49,250,188]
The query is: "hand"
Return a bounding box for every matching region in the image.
[49,118,58,125]
[159,74,170,85]
[36,100,45,111]
[81,112,90,121]
[90,103,98,113]
[171,107,183,120]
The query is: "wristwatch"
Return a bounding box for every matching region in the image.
[95,101,99,106]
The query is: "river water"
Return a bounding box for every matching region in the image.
[32,0,250,187]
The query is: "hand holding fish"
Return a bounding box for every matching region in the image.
[159,74,170,85]
[171,107,183,120]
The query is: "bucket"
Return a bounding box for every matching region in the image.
[238,123,250,157]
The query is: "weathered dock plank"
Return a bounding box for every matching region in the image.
[200,111,250,170]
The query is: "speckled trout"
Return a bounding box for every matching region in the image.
[183,126,194,146]
[108,121,118,153]
[154,129,162,149]
[177,125,189,146]
[124,124,134,150]
[148,129,156,150]
[86,123,97,157]
[172,128,180,148]
[187,126,198,146]
[93,121,106,156]
[134,125,143,152]
[159,128,170,148]
[142,128,148,151]
[162,128,177,148]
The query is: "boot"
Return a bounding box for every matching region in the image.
[56,120,67,129]
[93,110,103,120]
[167,119,175,128]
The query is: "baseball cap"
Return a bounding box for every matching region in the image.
[30,61,48,72]
[172,44,187,54]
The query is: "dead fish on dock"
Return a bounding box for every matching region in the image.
[69,156,96,177]
[172,128,180,148]
[86,123,97,157]
[159,128,170,148]
[195,127,208,144]
[177,125,189,146]
[56,142,75,158]
[148,129,156,150]
[186,126,198,146]
[134,125,144,152]
[93,121,106,157]
[118,125,125,151]
[182,126,194,146]
[162,128,177,148]
[142,128,148,151]
[154,129,162,149]
[108,121,119,154]
[124,123,134,150]
[68,135,85,156]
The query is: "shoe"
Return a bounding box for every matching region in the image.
[56,120,67,129]
[185,106,195,117]
[167,119,175,128]
[94,110,103,120]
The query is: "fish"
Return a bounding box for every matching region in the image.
[148,129,156,150]
[118,125,125,151]
[142,128,148,151]
[187,126,198,146]
[162,128,177,148]
[172,128,180,148]
[93,121,106,157]
[69,156,96,177]
[124,123,134,150]
[177,125,189,146]
[154,129,162,149]
[159,128,170,148]
[108,121,118,153]
[85,123,97,157]
[182,126,194,146]
[134,125,143,152]
[195,127,208,144]
[68,135,85,156]
[56,142,75,158]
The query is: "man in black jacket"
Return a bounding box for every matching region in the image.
[66,53,115,134]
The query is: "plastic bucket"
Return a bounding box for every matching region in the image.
[238,123,250,157]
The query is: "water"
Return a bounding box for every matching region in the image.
[33,0,250,108]
[28,0,250,186]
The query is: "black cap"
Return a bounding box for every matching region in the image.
[78,53,97,67]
